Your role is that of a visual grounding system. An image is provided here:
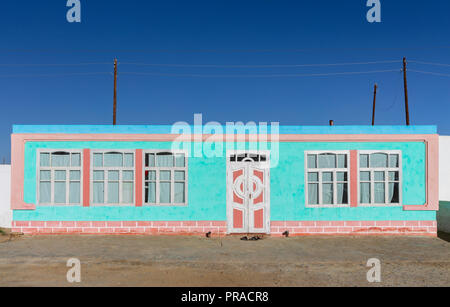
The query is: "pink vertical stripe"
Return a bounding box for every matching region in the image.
[83,149,90,207]
[135,149,143,207]
[350,150,358,207]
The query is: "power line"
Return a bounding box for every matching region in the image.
[119,60,400,68]
[0,62,110,67]
[409,60,450,67]
[0,72,111,78]
[409,69,450,77]
[1,45,450,53]
[120,69,400,78]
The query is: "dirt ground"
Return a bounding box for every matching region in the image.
[0,232,448,287]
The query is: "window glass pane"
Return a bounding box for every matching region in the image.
[40,153,50,167]
[124,153,134,167]
[107,182,119,203]
[104,152,123,167]
[122,182,133,203]
[318,154,336,168]
[389,171,399,181]
[123,170,134,181]
[374,182,385,203]
[175,154,185,167]
[308,183,319,205]
[93,170,104,181]
[322,172,333,182]
[389,154,399,168]
[69,182,80,204]
[360,154,369,168]
[160,170,171,181]
[93,182,104,203]
[374,171,385,181]
[52,152,70,167]
[54,181,66,204]
[370,153,388,168]
[108,170,119,181]
[337,183,348,204]
[93,153,103,167]
[388,182,399,203]
[322,183,333,204]
[40,170,51,181]
[174,171,185,181]
[145,153,155,167]
[145,182,156,203]
[307,154,317,168]
[145,170,156,181]
[71,153,81,167]
[308,172,318,182]
[55,170,66,181]
[360,171,371,181]
[160,182,171,203]
[360,182,371,203]
[70,170,80,181]
[157,153,174,167]
[174,182,185,203]
[337,154,347,168]
[39,182,51,203]
[336,172,347,181]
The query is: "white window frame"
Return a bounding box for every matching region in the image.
[36,149,83,206]
[90,150,135,206]
[358,150,402,207]
[304,150,351,208]
[142,150,188,206]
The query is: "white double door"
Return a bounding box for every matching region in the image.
[226,153,270,234]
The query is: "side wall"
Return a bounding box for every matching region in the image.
[438,136,450,232]
[0,165,12,228]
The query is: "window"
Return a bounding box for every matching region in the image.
[37,150,82,205]
[305,151,349,206]
[91,151,134,205]
[144,151,188,205]
[359,151,401,205]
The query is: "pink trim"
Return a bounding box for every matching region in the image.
[403,135,439,211]
[12,221,227,236]
[82,149,90,207]
[12,220,436,236]
[270,220,437,236]
[233,209,243,228]
[135,149,143,207]
[10,133,439,211]
[254,209,264,229]
[350,150,358,207]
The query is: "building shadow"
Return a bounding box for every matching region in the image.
[437,231,450,243]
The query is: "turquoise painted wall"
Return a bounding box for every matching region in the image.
[14,140,435,221]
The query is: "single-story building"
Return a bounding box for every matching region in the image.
[10,124,438,236]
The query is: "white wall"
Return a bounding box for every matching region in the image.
[439,136,450,201]
[0,165,11,228]
[439,136,450,233]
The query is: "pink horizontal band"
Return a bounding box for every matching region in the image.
[11,220,436,236]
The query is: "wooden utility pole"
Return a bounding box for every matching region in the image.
[371,83,378,126]
[403,57,410,126]
[113,58,118,125]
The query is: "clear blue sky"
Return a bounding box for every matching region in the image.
[1,0,450,162]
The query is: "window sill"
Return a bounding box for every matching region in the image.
[143,203,188,207]
[305,204,351,208]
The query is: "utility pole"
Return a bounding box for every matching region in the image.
[371,83,378,126]
[403,57,410,126]
[113,58,118,125]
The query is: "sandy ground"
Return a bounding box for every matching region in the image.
[0,232,448,287]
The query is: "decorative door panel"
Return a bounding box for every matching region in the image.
[227,152,270,234]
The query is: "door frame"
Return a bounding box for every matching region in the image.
[226,150,271,234]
